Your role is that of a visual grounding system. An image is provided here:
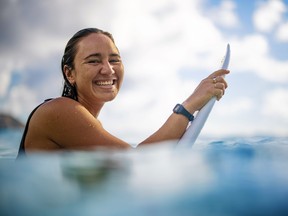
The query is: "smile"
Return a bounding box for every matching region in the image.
[95,80,116,86]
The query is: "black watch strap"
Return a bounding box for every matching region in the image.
[173,104,194,121]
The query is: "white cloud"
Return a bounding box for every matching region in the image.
[253,0,286,32]
[2,85,38,118]
[96,0,233,141]
[207,0,240,28]
[230,34,288,82]
[262,88,288,119]
[214,97,254,115]
[276,21,288,42]
[0,59,12,97]
[1,0,288,139]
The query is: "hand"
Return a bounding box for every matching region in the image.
[183,69,230,113]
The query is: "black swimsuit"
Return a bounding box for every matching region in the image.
[17,99,53,158]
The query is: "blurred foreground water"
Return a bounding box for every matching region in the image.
[0,129,288,216]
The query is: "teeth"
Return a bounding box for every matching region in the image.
[96,80,114,86]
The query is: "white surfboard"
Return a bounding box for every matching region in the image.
[177,44,231,147]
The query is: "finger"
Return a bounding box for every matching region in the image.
[215,89,224,100]
[208,69,230,79]
[212,77,217,84]
[214,82,226,91]
[217,76,228,88]
[211,76,228,89]
[213,83,225,99]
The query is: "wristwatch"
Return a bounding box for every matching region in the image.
[173,104,194,121]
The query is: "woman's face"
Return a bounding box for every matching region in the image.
[69,33,124,105]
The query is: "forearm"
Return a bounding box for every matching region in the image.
[139,69,229,146]
[139,112,190,145]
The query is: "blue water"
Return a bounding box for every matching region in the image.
[0,129,23,159]
[0,129,288,216]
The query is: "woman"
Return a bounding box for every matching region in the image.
[18,28,229,155]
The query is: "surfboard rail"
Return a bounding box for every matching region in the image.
[177,44,231,147]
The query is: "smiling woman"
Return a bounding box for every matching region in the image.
[17,28,229,156]
[61,28,121,102]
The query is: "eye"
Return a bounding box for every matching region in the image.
[109,58,121,64]
[87,59,100,64]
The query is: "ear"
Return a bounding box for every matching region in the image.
[64,65,76,85]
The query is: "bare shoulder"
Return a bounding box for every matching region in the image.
[36,97,92,121]
[34,97,98,131]
[30,97,129,149]
[41,97,84,112]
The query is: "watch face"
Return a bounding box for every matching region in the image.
[173,104,193,121]
[174,104,181,113]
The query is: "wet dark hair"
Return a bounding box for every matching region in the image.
[61,28,115,100]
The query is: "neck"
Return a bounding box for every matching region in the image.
[78,97,104,118]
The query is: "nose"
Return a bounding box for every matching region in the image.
[100,61,115,75]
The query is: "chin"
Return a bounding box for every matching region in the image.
[103,93,118,102]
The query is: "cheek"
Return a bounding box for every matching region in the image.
[118,67,124,87]
[76,69,93,82]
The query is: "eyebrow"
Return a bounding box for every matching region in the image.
[84,53,120,60]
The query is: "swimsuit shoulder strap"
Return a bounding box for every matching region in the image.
[16,98,53,159]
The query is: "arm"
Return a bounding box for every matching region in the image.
[30,97,131,150]
[139,69,229,145]
[29,69,228,151]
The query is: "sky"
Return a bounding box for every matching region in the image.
[0,0,288,143]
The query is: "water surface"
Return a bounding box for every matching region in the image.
[0,130,287,215]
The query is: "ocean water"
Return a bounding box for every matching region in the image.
[0,129,23,159]
[0,129,288,216]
